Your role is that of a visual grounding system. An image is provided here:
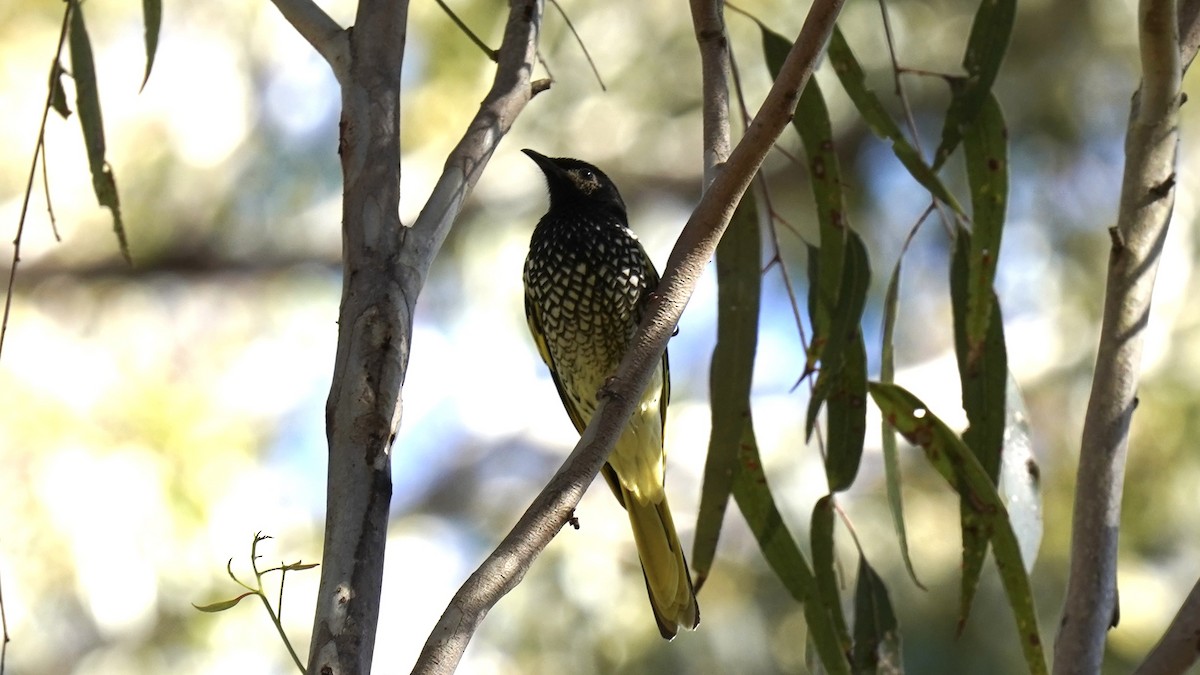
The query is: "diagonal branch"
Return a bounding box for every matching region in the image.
[268,0,350,81]
[1053,0,1182,671]
[1133,576,1200,674]
[405,0,546,286]
[411,0,844,672]
[1179,0,1200,67]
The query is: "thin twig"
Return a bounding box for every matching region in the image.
[406,0,546,282]
[548,0,605,90]
[2,3,72,362]
[876,0,955,239]
[39,142,60,241]
[728,47,810,354]
[535,48,556,83]
[0,562,8,675]
[894,65,954,79]
[434,0,498,61]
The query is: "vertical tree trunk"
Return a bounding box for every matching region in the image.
[308,2,409,672]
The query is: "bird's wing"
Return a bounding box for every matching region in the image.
[638,245,671,431]
[525,290,589,435]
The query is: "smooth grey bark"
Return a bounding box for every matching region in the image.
[1053,0,1186,670]
[268,0,544,672]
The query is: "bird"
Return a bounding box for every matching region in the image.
[521,148,699,639]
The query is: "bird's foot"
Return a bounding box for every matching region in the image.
[598,376,622,401]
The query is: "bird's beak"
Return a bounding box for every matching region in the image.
[522,148,560,179]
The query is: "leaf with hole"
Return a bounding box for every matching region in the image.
[867,383,1046,674]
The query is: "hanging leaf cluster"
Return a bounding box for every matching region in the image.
[697,1,1046,672]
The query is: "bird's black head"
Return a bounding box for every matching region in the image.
[523,149,627,219]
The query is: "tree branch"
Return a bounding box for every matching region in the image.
[1053,0,1182,671]
[306,0,409,671]
[303,0,543,672]
[690,0,732,183]
[411,0,844,672]
[1133,577,1200,675]
[268,0,350,81]
[1178,0,1200,68]
[406,0,545,285]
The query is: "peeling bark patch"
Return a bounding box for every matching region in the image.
[329,583,354,632]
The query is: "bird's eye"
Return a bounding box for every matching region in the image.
[580,169,596,181]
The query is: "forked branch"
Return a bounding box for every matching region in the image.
[268,0,350,80]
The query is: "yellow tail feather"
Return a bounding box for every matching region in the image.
[623,487,699,639]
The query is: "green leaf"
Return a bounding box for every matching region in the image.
[69,0,131,264]
[961,94,1009,369]
[826,27,963,214]
[193,592,256,613]
[805,233,869,491]
[141,0,163,91]
[812,496,852,654]
[50,59,71,118]
[695,189,762,586]
[823,332,867,491]
[879,243,924,589]
[933,0,1016,168]
[947,96,1008,618]
[799,76,849,368]
[868,383,1047,675]
[762,25,847,371]
[951,227,1007,484]
[853,555,902,674]
[283,562,320,572]
[950,227,1008,627]
[805,242,827,375]
[827,231,871,374]
[733,424,851,675]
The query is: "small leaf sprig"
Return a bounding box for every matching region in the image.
[194,532,318,674]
